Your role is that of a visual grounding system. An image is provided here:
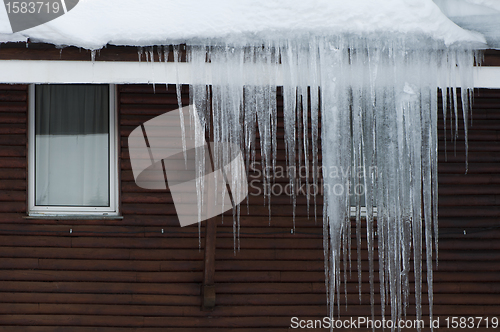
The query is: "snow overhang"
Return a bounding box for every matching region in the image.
[0,0,488,50]
[434,0,500,49]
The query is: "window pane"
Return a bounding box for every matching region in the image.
[35,84,110,207]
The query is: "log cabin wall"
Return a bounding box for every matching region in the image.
[0,47,498,331]
[0,82,329,331]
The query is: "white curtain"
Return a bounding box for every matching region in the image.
[35,84,109,207]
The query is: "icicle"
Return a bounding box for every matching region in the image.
[137,47,143,62]
[281,41,298,230]
[187,45,209,250]
[157,46,163,63]
[148,47,154,63]
[173,45,188,166]
[308,38,320,222]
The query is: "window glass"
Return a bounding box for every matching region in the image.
[30,84,116,214]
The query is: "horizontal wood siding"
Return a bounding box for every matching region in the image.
[0,83,498,331]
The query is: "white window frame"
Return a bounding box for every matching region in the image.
[28,84,119,217]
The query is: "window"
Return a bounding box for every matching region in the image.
[28,84,118,216]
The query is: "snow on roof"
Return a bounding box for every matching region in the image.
[0,0,487,49]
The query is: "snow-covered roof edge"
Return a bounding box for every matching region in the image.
[0,0,488,50]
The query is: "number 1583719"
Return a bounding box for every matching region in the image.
[5,1,61,14]
[445,317,499,329]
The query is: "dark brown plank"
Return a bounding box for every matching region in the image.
[0,281,200,295]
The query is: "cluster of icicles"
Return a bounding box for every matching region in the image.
[138,36,478,331]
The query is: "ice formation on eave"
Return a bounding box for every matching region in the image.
[180,36,478,331]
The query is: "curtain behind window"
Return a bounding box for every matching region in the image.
[35,84,109,207]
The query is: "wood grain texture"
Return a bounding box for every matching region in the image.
[0,84,497,331]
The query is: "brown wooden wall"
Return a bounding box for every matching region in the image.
[0,82,498,332]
